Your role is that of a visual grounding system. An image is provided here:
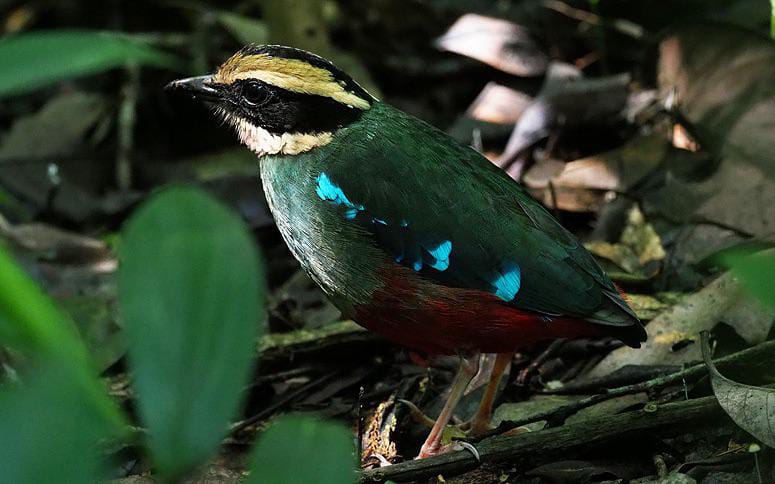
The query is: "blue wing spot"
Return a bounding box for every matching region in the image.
[405,246,422,271]
[426,240,452,271]
[315,174,452,273]
[406,240,452,272]
[492,264,521,301]
[316,173,364,218]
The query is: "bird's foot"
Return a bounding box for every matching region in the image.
[416,440,452,459]
[417,440,480,461]
[464,416,495,437]
[402,398,494,459]
[402,399,491,435]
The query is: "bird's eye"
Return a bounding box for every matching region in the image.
[241,81,269,107]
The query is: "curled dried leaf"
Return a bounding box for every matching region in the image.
[701,332,775,449]
[435,14,547,76]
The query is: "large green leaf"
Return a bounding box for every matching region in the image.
[0,246,126,432]
[0,362,110,484]
[0,30,179,98]
[247,415,356,484]
[119,187,264,480]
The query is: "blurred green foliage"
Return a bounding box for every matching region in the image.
[119,187,264,480]
[248,414,357,484]
[722,249,775,312]
[0,238,127,433]
[216,11,270,44]
[0,362,110,483]
[771,0,775,37]
[0,187,355,483]
[0,30,179,99]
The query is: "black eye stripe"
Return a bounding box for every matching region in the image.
[222,78,365,134]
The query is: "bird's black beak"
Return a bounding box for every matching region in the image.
[165,75,222,102]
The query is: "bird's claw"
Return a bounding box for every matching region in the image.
[456,441,481,462]
[364,453,393,468]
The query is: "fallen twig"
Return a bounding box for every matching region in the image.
[360,396,726,483]
[258,320,386,370]
[476,338,775,439]
[546,365,680,394]
[230,370,342,435]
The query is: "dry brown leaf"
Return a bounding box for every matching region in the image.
[466,82,532,124]
[652,26,775,238]
[620,207,666,265]
[585,206,664,279]
[526,184,607,213]
[435,14,548,76]
[671,123,699,152]
[584,272,774,379]
[496,72,631,175]
[702,332,775,449]
[524,134,666,212]
[557,133,666,191]
[627,294,675,321]
[361,395,399,466]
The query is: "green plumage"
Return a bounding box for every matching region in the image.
[261,101,642,342]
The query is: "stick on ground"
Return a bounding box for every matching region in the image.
[360,395,727,483]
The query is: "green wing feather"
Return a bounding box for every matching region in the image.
[321,102,642,338]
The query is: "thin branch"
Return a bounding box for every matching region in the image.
[543,0,647,39]
[473,338,775,440]
[360,396,726,483]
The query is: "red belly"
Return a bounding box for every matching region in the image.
[353,265,607,355]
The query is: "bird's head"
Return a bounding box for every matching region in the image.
[166,45,374,156]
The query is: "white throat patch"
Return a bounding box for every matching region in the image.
[219,110,333,156]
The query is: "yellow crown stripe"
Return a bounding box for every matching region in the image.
[214,54,370,110]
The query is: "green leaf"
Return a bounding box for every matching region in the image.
[0,245,80,355]
[0,30,180,98]
[720,248,775,311]
[0,245,126,433]
[0,361,110,484]
[771,0,775,38]
[119,187,264,480]
[247,415,356,484]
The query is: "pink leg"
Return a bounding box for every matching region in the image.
[465,353,497,395]
[417,353,480,459]
[469,352,512,435]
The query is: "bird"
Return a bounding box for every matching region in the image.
[166,44,646,459]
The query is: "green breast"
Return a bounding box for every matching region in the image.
[259,147,385,313]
